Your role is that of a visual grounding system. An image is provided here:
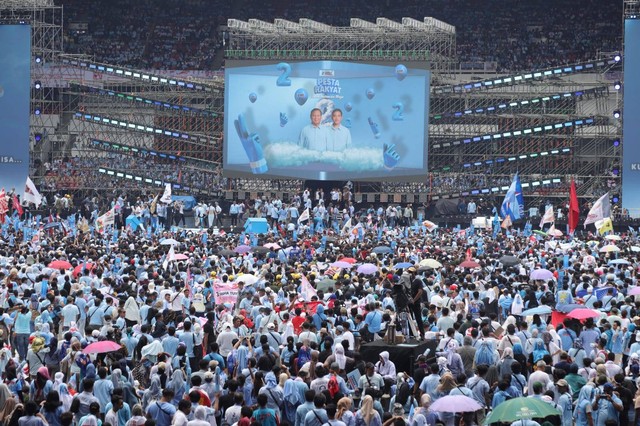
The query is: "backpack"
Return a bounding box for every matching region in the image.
[327,374,340,398]
[630,361,640,379]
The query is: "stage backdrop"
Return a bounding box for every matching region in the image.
[0,25,30,193]
[224,60,430,181]
[623,19,640,217]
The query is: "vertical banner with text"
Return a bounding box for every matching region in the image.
[623,19,640,216]
[0,25,30,193]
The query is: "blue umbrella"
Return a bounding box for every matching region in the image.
[520,306,553,316]
[608,259,630,265]
[556,304,588,314]
[372,246,392,254]
[394,262,413,269]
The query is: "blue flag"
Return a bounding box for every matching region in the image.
[500,173,524,221]
[523,221,532,237]
[377,226,382,241]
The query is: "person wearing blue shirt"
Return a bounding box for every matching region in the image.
[328,109,351,151]
[557,322,577,351]
[93,367,114,414]
[419,364,441,400]
[298,108,328,151]
[13,306,32,360]
[556,380,573,426]
[363,305,382,335]
[146,389,176,426]
[162,327,180,358]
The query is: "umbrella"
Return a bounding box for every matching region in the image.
[316,279,336,292]
[629,287,640,296]
[499,255,520,266]
[174,253,189,261]
[83,341,122,354]
[264,243,281,249]
[48,260,72,270]
[566,309,601,321]
[236,274,258,285]
[73,262,95,278]
[459,260,480,268]
[324,236,338,243]
[605,234,622,241]
[608,259,630,265]
[556,303,588,314]
[483,397,561,424]
[160,238,179,246]
[631,246,640,252]
[341,257,357,264]
[520,306,553,316]
[600,245,621,253]
[530,268,554,281]
[217,249,236,257]
[420,259,443,269]
[251,246,270,254]
[429,395,482,413]
[372,246,392,254]
[331,261,353,269]
[357,263,379,274]
[234,245,251,254]
[394,262,413,269]
[547,228,563,237]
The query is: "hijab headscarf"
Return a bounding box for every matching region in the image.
[334,345,347,370]
[83,415,99,426]
[336,397,352,422]
[0,397,17,424]
[265,372,278,389]
[0,384,11,410]
[436,372,457,394]
[359,395,375,424]
[167,370,185,397]
[283,378,303,406]
[194,406,207,421]
[111,369,123,389]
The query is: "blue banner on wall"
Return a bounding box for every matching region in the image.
[623,19,640,216]
[0,25,30,193]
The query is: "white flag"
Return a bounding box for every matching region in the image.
[160,183,172,204]
[584,192,611,228]
[23,177,42,207]
[163,244,176,270]
[300,274,317,301]
[95,208,115,233]
[297,208,310,224]
[539,206,555,228]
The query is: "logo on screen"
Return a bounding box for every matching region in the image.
[631,163,640,170]
[319,69,335,77]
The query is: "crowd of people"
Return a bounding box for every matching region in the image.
[58,0,621,71]
[0,188,638,426]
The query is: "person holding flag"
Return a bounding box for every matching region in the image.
[500,173,524,221]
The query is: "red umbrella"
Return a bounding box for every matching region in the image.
[48,260,72,270]
[174,253,189,261]
[341,257,357,264]
[459,260,480,268]
[73,263,95,278]
[566,309,601,321]
[83,340,122,354]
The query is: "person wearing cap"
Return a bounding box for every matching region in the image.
[555,379,572,426]
[358,362,384,395]
[593,381,623,426]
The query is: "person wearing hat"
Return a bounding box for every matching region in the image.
[555,379,572,426]
[593,381,623,425]
[357,362,384,396]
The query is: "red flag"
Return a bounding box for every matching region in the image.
[12,195,23,217]
[568,179,580,234]
[465,248,472,261]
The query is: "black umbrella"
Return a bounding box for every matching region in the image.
[499,255,520,266]
[251,246,269,254]
[218,249,236,257]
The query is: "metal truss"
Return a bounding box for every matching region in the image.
[226,17,456,74]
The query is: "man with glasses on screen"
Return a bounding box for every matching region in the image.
[299,108,328,151]
[328,108,352,152]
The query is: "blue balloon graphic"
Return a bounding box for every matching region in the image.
[395,64,408,81]
[344,118,352,128]
[294,88,308,106]
[345,102,353,112]
[249,92,257,103]
[366,88,375,100]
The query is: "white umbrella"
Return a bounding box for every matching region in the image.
[631,246,640,252]
[236,274,258,285]
[605,235,622,241]
[599,245,621,253]
[160,238,179,246]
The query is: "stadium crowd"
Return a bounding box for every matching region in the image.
[57,0,621,71]
[0,189,638,426]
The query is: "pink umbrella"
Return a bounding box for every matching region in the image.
[174,253,189,261]
[357,263,378,275]
[83,341,122,354]
[49,260,72,270]
[566,309,601,321]
[264,242,281,250]
[530,268,554,281]
[459,260,480,268]
[331,261,353,269]
[629,287,640,296]
[341,257,357,264]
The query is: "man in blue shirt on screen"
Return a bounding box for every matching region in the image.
[299,108,328,151]
[328,108,352,151]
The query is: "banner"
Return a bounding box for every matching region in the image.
[213,281,239,306]
[95,208,115,233]
[23,177,43,207]
[160,183,172,204]
[623,18,640,216]
[500,173,524,221]
[0,26,31,192]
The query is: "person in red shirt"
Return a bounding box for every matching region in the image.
[237,406,253,426]
[291,308,306,335]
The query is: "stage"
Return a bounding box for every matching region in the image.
[360,339,437,375]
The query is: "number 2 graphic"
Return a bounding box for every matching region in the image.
[392,102,405,121]
[276,63,292,87]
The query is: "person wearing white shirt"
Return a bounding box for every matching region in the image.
[172,400,191,426]
[327,109,352,151]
